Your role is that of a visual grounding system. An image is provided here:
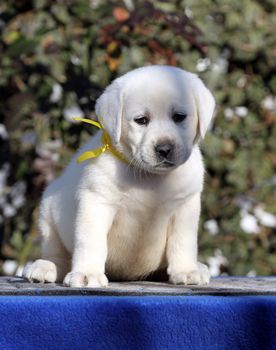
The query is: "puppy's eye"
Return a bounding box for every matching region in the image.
[134,116,149,126]
[172,113,187,123]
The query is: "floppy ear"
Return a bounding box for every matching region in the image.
[95,81,123,144]
[192,77,215,139]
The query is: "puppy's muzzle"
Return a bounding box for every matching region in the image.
[155,142,175,161]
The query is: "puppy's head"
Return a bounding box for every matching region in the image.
[95,66,215,173]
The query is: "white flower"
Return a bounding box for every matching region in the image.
[237,76,247,88]
[0,124,8,140]
[50,83,63,103]
[224,108,234,120]
[207,249,228,277]
[3,204,16,218]
[90,0,102,9]
[64,105,84,122]
[211,57,228,74]
[254,206,276,228]
[70,55,81,66]
[2,260,18,275]
[262,95,276,111]
[204,219,219,235]
[240,209,260,234]
[196,58,210,72]
[184,6,193,18]
[235,106,248,118]
[12,194,25,208]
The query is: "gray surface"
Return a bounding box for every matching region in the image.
[0,276,275,296]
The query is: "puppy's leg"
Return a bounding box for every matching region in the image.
[167,193,210,285]
[64,192,116,288]
[23,216,70,283]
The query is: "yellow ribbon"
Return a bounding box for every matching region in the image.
[74,118,128,164]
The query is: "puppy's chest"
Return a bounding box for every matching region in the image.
[112,185,180,240]
[116,174,189,216]
[118,185,171,217]
[107,185,174,278]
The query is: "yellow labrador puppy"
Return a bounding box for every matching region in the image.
[23,66,215,287]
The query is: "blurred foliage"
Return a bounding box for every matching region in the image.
[0,0,275,276]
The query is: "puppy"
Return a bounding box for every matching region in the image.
[23,65,215,287]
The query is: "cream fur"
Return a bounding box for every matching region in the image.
[23,65,215,287]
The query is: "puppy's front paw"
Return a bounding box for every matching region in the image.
[23,259,57,283]
[169,262,210,285]
[63,272,108,288]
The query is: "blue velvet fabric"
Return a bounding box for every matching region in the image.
[0,295,275,350]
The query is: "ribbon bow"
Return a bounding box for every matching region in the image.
[74,118,128,164]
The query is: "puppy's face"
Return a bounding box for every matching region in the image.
[95,66,215,174]
[121,85,198,173]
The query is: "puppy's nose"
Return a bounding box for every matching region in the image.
[155,142,174,159]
